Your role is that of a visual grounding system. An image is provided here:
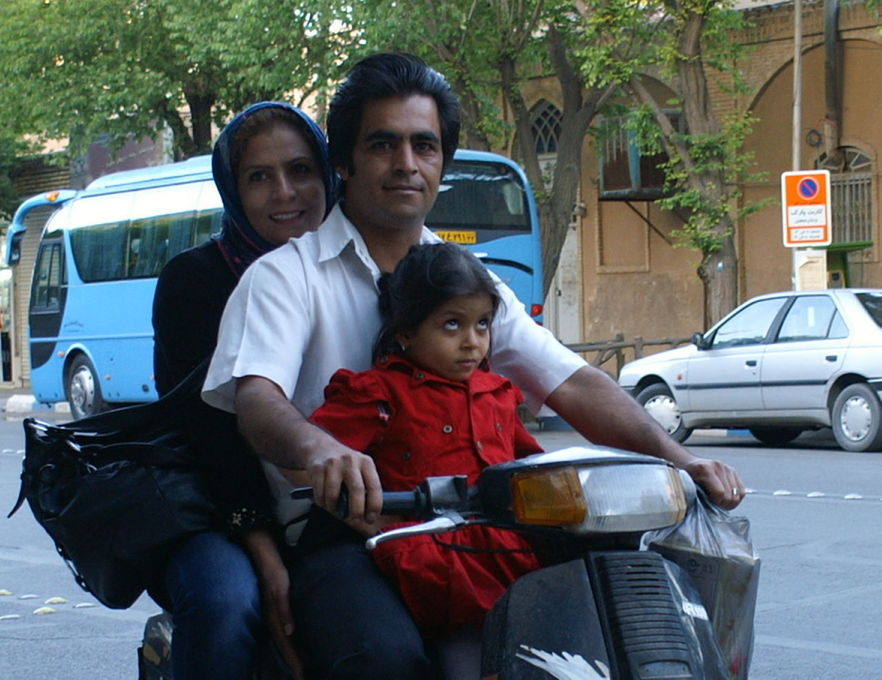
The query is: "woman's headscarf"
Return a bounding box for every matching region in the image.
[211,101,337,278]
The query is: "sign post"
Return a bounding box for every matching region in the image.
[781,170,831,289]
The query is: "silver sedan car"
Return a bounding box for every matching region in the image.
[618,289,882,451]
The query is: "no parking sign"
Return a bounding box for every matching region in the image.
[781,170,832,247]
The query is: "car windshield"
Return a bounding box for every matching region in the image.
[856,293,882,328]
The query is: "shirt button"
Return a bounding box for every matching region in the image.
[415,372,425,379]
[442,425,453,434]
[496,423,503,432]
[402,451,412,460]
[476,441,484,452]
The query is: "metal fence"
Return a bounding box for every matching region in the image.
[831,172,873,245]
[565,333,692,378]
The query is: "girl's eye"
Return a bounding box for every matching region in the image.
[477,318,490,330]
[443,319,460,330]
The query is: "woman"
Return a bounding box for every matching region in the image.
[151,101,336,680]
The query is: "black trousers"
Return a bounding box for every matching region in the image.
[289,514,436,680]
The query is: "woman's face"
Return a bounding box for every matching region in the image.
[236,122,326,245]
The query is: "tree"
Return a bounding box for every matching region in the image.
[0,0,351,159]
[575,0,764,326]
[0,132,25,221]
[352,0,617,296]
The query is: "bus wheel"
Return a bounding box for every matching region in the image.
[66,355,106,420]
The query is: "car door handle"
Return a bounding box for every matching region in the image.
[825,355,838,362]
[745,360,757,367]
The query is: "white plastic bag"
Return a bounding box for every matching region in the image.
[642,489,760,680]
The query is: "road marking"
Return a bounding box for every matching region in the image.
[748,489,882,503]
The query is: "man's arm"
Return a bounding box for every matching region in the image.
[545,365,744,509]
[234,375,383,521]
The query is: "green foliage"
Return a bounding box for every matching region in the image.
[0,134,25,221]
[575,0,764,262]
[0,0,351,158]
[350,0,552,151]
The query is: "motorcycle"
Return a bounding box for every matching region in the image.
[140,444,736,680]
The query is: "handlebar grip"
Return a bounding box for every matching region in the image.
[381,491,420,515]
[290,486,423,517]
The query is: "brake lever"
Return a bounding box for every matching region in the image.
[365,511,468,551]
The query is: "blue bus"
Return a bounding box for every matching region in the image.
[6,150,543,418]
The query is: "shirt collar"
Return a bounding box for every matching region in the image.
[316,204,443,275]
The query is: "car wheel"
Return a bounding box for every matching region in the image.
[832,383,882,452]
[66,355,106,420]
[636,383,692,443]
[748,427,803,447]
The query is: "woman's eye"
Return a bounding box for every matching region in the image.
[247,170,267,183]
[290,162,314,175]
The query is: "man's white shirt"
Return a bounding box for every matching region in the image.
[203,203,585,539]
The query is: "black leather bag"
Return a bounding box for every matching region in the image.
[8,361,219,609]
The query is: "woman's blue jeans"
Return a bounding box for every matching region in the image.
[159,531,263,680]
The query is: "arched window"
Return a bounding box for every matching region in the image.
[530,100,561,155]
[816,146,874,246]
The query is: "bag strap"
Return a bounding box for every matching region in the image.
[66,358,210,435]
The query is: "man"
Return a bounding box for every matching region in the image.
[204,53,744,679]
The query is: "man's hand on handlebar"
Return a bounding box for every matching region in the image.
[303,443,384,523]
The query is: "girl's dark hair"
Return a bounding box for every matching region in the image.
[328,52,461,175]
[374,242,500,362]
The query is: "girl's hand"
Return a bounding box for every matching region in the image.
[242,529,305,678]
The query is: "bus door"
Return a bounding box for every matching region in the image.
[29,237,67,381]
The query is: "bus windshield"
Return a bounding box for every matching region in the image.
[428,160,530,237]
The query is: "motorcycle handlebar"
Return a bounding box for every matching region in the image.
[290,486,425,519]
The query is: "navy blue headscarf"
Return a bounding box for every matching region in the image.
[211,101,337,278]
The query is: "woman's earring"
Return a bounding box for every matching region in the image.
[398,340,408,352]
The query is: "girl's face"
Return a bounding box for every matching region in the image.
[397,293,493,382]
[237,122,326,245]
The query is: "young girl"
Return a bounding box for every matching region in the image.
[309,242,543,635]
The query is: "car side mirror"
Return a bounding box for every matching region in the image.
[691,332,709,350]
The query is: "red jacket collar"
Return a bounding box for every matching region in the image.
[377,354,512,395]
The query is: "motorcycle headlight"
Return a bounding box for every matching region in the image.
[511,462,689,533]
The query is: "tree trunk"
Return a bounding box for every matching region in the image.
[697,218,738,328]
[185,90,215,157]
[501,28,614,295]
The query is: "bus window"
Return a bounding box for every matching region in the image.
[192,208,223,246]
[128,211,196,279]
[429,161,530,234]
[31,241,65,311]
[69,221,128,282]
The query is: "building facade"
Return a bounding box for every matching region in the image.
[529,0,881,369]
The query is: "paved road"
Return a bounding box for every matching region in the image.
[2,409,882,678]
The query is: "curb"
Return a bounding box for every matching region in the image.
[2,394,71,418]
